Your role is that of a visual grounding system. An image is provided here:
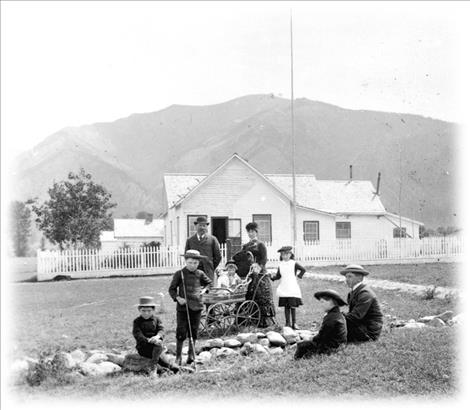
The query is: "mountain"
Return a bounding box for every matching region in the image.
[11,94,459,229]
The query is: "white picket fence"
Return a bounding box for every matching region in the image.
[37,236,463,281]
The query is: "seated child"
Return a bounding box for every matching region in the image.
[132,296,181,374]
[294,289,347,359]
[218,260,242,289]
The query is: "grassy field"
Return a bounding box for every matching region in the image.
[307,262,460,288]
[9,263,460,398]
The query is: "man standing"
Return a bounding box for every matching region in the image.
[340,264,383,343]
[185,216,221,282]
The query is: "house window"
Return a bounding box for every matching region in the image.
[393,227,407,238]
[252,214,272,243]
[187,215,207,237]
[303,221,320,242]
[336,222,351,239]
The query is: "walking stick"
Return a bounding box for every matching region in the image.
[180,270,198,372]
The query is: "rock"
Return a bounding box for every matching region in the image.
[70,349,86,363]
[240,342,253,356]
[402,322,427,329]
[266,331,287,347]
[449,313,463,326]
[86,352,108,364]
[435,311,454,323]
[166,342,177,355]
[427,317,446,328]
[79,362,101,376]
[88,349,107,356]
[106,353,125,366]
[224,339,242,348]
[11,359,30,381]
[195,341,203,354]
[256,332,266,339]
[253,344,269,355]
[209,347,219,358]
[237,333,258,344]
[52,352,76,369]
[207,338,224,349]
[281,327,298,344]
[122,353,153,372]
[270,347,284,355]
[216,347,239,357]
[196,351,212,364]
[97,361,121,375]
[258,338,270,348]
[417,315,435,323]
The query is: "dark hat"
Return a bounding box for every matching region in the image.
[277,246,293,253]
[181,249,206,260]
[245,222,258,231]
[225,259,238,269]
[314,290,347,306]
[194,216,209,225]
[137,296,156,308]
[339,264,370,276]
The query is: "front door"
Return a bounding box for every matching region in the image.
[211,217,228,245]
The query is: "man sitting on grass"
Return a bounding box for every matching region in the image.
[132,296,184,374]
[340,264,383,343]
[294,289,347,359]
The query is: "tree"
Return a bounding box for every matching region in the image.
[9,201,32,256]
[32,169,116,249]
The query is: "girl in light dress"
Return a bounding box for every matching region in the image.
[270,246,306,330]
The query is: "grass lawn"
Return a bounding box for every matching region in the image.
[306,262,461,288]
[9,262,460,398]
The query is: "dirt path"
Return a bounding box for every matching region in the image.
[303,272,460,299]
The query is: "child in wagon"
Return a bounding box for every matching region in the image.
[218,259,242,289]
[270,246,306,330]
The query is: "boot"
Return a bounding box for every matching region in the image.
[186,340,195,365]
[175,340,184,366]
[284,307,291,328]
[291,308,299,330]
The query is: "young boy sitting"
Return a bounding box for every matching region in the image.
[218,260,242,289]
[294,289,348,359]
[132,296,181,374]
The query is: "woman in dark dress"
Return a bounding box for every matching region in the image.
[242,222,276,328]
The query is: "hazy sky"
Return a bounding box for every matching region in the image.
[1,1,469,157]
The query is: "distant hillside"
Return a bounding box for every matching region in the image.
[12,94,459,229]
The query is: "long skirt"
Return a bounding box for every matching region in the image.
[246,273,276,324]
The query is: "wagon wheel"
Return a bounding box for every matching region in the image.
[206,303,236,338]
[199,308,209,336]
[236,300,260,331]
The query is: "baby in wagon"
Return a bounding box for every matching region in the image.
[217,260,242,289]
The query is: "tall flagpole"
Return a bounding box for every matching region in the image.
[290,11,297,248]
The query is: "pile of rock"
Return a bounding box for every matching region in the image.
[11,327,316,383]
[389,310,463,330]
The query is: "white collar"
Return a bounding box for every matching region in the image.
[352,282,363,291]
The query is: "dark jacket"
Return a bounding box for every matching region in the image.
[132,315,164,349]
[242,239,267,271]
[345,283,383,341]
[313,306,347,349]
[168,267,212,312]
[185,234,221,281]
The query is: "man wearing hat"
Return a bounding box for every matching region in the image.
[294,289,348,359]
[340,264,383,343]
[184,216,221,282]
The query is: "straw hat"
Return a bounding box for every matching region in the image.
[314,290,348,306]
[181,249,205,259]
[136,296,156,307]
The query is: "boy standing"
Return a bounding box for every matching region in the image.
[169,249,212,365]
[132,296,180,374]
[294,289,347,359]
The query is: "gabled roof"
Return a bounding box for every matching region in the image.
[114,218,164,238]
[162,153,386,215]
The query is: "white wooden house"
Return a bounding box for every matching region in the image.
[161,154,422,252]
[100,218,164,252]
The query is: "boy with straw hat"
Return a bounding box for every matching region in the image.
[169,249,212,366]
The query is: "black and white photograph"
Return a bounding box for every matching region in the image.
[1,1,469,409]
